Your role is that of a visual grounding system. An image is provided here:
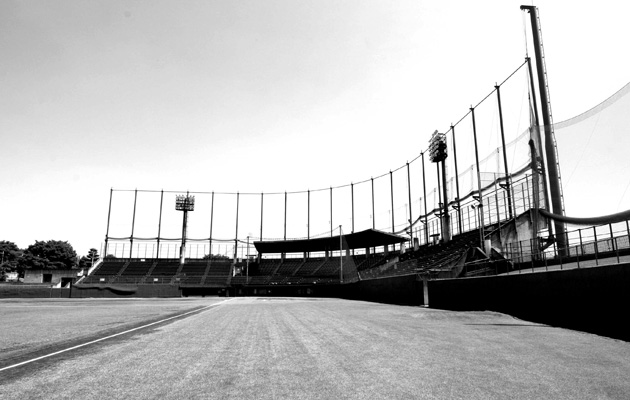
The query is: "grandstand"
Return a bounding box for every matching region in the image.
[79,225,499,295]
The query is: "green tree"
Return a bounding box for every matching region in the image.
[19,240,78,270]
[0,241,21,275]
[79,248,100,269]
[0,241,20,263]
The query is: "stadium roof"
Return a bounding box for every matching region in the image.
[253,229,407,254]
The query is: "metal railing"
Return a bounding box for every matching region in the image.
[469,220,630,276]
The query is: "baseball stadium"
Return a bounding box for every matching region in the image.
[2,5,630,399]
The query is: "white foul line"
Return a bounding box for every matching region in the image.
[0,298,234,373]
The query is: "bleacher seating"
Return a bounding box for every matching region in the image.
[92,260,126,276]
[258,259,281,275]
[203,260,232,286]
[356,254,389,271]
[360,231,478,279]
[150,261,180,276]
[313,258,341,276]
[275,259,304,276]
[179,261,207,276]
[120,260,155,276]
[293,258,326,276]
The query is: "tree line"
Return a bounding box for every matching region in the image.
[0,240,101,280]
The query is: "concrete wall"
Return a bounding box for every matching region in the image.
[428,263,630,341]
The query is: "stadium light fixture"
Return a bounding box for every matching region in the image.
[428,130,447,163]
[175,195,195,212]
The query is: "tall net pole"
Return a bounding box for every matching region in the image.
[521,5,567,255]
[339,225,343,284]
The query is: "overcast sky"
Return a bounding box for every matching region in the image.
[1,0,629,255]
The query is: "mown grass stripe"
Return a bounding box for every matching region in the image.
[0,298,233,373]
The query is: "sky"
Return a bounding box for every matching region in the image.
[1,0,629,256]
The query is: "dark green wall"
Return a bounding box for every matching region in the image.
[428,264,630,341]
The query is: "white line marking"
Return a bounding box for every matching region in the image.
[0,298,234,373]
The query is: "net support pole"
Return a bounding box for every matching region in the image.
[390,171,395,234]
[451,125,463,235]
[156,190,164,258]
[339,225,343,283]
[371,178,375,230]
[330,187,333,237]
[407,163,413,246]
[526,56,550,212]
[284,191,287,241]
[522,5,567,255]
[130,189,138,259]
[494,172,501,225]
[526,139,544,259]
[421,153,429,245]
[351,183,355,234]
[471,107,486,248]
[496,84,515,220]
[441,160,451,243]
[234,192,240,261]
[209,192,215,258]
[259,192,264,243]
[104,188,113,258]
[307,190,310,240]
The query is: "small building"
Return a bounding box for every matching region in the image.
[23,269,82,287]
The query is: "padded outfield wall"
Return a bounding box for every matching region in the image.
[0,284,181,298]
[0,285,71,298]
[344,274,424,306]
[71,284,181,298]
[427,263,630,341]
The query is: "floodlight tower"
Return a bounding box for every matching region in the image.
[429,130,451,243]
[175,193,195,265]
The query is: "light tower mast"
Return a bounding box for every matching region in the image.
[429,130,451,243]
[175,193,195,265]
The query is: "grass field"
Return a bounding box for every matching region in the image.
[1,297,630,399]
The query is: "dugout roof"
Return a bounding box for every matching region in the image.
[253,229,407,254]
